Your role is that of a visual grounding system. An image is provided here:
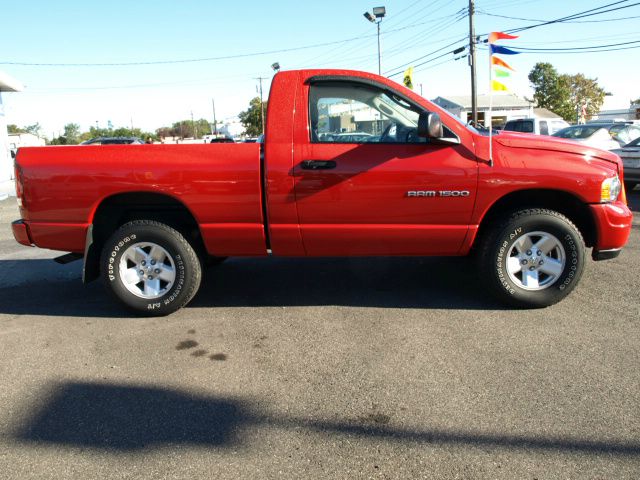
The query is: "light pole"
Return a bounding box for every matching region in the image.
[363,6,386,75]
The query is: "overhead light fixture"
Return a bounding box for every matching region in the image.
[372,6,386,18]
[363,11,375,22]
[271,62,280,72]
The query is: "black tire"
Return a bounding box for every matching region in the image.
[477,209,585,308]
[100,220,202,316]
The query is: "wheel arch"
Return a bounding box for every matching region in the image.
[473,189,597,250]
[84,191,206,282]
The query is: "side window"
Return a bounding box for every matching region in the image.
[539,121,549,135]
[309,82,424,144]
[522,120,534,133]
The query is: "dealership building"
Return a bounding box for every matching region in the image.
[0,71,23,183]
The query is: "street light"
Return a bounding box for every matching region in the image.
[363,6,386,75]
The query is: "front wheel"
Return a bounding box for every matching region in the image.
[477,209,586,308]
[100,220,202,316]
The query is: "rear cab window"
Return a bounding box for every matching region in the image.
[504,120,534,133]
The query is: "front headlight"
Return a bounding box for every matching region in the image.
[601,175,622,203]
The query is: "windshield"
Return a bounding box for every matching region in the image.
[553,126,602,139]
[624,136,640,148]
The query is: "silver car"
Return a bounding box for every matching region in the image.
[552,123,640,151]
[612,136,640,192]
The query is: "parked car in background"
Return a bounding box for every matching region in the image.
[612,136,640,192]
[209,136,235,143]
[80,137,144,145]
[503,118,569,136]
[552,123,640,151]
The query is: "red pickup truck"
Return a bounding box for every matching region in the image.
[12,69,633,315]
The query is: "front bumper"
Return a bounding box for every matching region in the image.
[12,220,33,246]
[589,202,633,260]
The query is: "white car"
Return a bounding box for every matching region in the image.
[552,123,640,151]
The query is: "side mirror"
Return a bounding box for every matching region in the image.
[418,112,443,139]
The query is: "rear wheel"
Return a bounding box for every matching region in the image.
[100,220,202,316]
[477,209,585,308]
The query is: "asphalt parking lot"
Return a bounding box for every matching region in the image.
[0,192,638,479]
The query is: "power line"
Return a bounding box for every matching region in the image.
[477,11,640,23]
[504,0,640,34]
[509,39,640,51]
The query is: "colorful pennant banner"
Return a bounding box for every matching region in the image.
[489,31,519,93]
[489,44,519,56]
[403,67,414,90]
[489,32,519,43]
[491,56,515,71]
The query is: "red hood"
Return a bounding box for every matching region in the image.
[494,132,621,165]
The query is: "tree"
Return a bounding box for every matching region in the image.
[64,123,81,144]
[155,119,211,139]
[7,123,43,137]
[7,124,25,134]
[528,63,572,120]
[565,73,606,121]
[528,63,606,122]
[238,97,266,137]
[24,123,43,138]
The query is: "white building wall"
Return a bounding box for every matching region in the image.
[0,93,12,182]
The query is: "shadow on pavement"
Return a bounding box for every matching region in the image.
[14,381,640,456]
[0,256,505,317]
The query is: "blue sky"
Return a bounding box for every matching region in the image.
[1,0,638,137]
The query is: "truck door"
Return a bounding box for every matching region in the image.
[292,78,478,256]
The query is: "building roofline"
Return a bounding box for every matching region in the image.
[0,71,24,92]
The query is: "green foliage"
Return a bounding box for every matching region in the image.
[63,123,81,144]
[24,123,43,137]
[48,124,157,145]
[528,62,607,122]
[238,97,266,137]
[7,124,24,134]
[155,119,212,139]
[632,97,640,105]
[528,63,572,120]
[7,123,43,137]
[565,73,606,120]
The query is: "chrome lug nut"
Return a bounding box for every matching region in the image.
[526,250,532,256]
[151,260,156,265]
[154,269,161,274]
[141,260,146,266]
[147,275,153,280]
[529,266,535,271]
[521,259,528,265]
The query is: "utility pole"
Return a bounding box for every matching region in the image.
[191,110,197,139]
[468,0,478,125]
[212,99,217,134]
[376,20,382,75]
[254,77,268,135]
